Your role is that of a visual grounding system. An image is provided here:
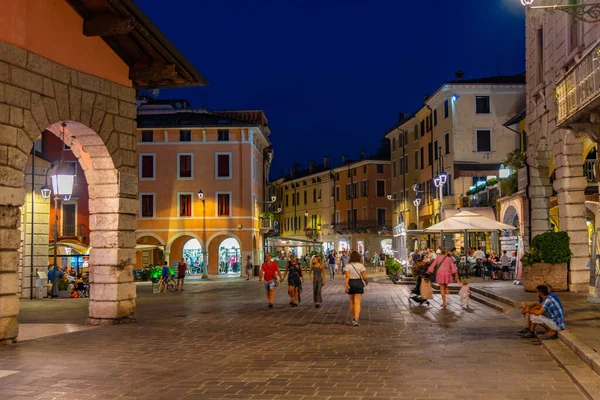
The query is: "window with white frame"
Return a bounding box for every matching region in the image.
[140,193,155,218]
[178,193,193,217]
[178,153,193,179]
[215,152,232,179]
[139,154,155,180]
[376,180,385,197]
[475,96,490,114]
[217,192,231,216]
[476,129,492,152]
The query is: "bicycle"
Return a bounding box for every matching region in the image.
[154,275,176,293]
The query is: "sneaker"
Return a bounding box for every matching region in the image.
[521,331,536,338]
[539,333,559,340]
[352,320,360,326]
[315,304,321,308]
[517,328,529,335]
[268,304,273,309]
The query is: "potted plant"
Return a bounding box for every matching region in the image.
[57,278,72,298]
[385,258,402,282]
[520,231,572,292]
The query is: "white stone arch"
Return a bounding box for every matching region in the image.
[206,231,242,250]
[136,232,167,246]
[165,232,205,254]
[502,205,519,228]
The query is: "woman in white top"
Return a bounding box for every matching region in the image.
[344,251,368,326]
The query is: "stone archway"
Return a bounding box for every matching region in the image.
[0,42,138,343]
[502,205,519,228]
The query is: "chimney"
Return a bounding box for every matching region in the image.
[359,149,365,160]
[324,156,330,169]
[455,70,464,80]
[341,154,348,164]
[423,94,430,103]
[290,163,299,177]
[309,160,315,173]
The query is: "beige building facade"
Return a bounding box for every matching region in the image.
[386,74,525,237]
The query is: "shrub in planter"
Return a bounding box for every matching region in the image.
[385,258,401,281]
[521,231,572,292]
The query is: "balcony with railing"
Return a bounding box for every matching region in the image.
[333,220,391,232]
[556,40,600,130]
[259,217,273,232]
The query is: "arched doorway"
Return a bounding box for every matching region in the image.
[0,50,139,342]
[503,205,520,229]
[218,238,241,275]
[183,238,204,274]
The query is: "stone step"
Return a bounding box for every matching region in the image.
[542,337,600,400]
[431,282,460,294]
[470,286,519,307]
[468,293,512,313]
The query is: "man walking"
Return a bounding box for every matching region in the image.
[176,259,187,291]
[340,251,350,275]
[259,253,282,308]
[327,251,336,281]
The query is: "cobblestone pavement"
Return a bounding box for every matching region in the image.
[0,275,586,399]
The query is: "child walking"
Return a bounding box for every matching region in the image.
[459,279,471,308]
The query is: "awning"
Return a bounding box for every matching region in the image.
[424,211,516,232]
[444,207,496,221]
[136,244,164,251]
[266,236,323,247]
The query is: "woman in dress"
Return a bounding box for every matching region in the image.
[281,255,303,307]
[344,251,368,326]
[427,247,460,308]
[309,255,326,308]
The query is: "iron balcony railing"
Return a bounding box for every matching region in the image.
[259,217,273,230]
[333,220,391,231]
[556,40,600,126]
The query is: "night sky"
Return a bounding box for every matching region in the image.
[135,0,526,178]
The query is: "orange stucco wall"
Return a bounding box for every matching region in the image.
[136,126,268,274]
[0,0,131,86]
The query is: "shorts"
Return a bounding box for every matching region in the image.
[177,275,185,279]
[264,280,276,291]
[531,314,563,332]
[348,278,364,295]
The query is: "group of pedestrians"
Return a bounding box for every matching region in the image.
[259,251,369,325]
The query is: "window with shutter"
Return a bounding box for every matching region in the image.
[217,193,230,216]
[476,130,492,152]
[179,154,192,178]
[216,154,231,178]
[141,155,154,179]
[179,194,192,217]
[141,194,154,217]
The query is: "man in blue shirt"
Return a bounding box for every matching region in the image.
[158,262,171,293]
[327,251,336,281]
[520,285,565,340]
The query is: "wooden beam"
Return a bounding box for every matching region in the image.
[83,14,134,37]
[129,64,177,82]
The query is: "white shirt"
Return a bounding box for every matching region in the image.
[474,250,485,260]
[347,262,366,279]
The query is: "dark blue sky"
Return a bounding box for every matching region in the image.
[136,0,526,178]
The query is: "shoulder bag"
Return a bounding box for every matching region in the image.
[348,263,366,291]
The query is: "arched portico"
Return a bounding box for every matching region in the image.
[206,232,244,276]
[0,41,138,343]
[165,232,205,267]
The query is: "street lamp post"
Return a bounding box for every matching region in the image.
[413,198,421,229]
[434,173,447,223]
[197,190,208,279]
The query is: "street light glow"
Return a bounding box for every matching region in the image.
[521,0,534,5]
[197,190,204,200]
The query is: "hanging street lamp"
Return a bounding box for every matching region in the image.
[520,0,600,23]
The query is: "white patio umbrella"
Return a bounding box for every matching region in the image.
[423,211,517,261]
[423,211,517,232]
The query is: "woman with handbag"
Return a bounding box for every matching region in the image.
[427,247,460,308]
[344,251,368,326]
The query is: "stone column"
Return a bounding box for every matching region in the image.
[527,152,553,241]
[87,169,137,324]
[553,133,589,292]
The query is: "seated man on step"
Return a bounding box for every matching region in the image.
[519,284,565,340]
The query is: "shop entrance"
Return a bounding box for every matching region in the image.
[218,238,241,275]
[183,239,204,275]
